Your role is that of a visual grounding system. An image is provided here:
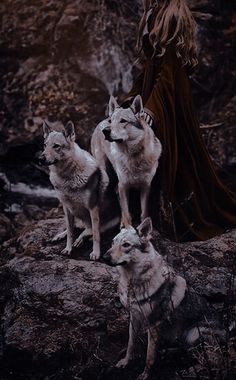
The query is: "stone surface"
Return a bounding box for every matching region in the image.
[0,218,235,379]
[153,229,236,301]
[0,0,139,154]
[0,0,235,156]
[0,213,14,243]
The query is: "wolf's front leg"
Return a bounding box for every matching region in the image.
[61,207,74,255]
[116,314,140,368]
[137,325,159,380]
[140,186,150,222]
[89,206,100,260]
[118,184,131,228]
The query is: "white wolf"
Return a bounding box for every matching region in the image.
[40,120,111,260]
[91,95,162,228]
[104,218,219,380]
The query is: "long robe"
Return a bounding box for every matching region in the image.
[125,42,236,242]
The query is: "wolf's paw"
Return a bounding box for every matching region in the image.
[61,246,72,256]
[90,250,100,261]
[116,357,130,369]
[52,230,67,243]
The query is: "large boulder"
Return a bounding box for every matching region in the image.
[0,0,139,154]
[0,218,128,379]
[0,218,235,379]
[0,257,128,379]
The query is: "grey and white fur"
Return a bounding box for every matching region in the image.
[39,120,110,260]
[103,218,219,380]
[91,95,162,228]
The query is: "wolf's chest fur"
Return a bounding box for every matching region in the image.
[117,254,187,328]
[109,142,159,186]
[119,257,165,300]
[50,165,103,218]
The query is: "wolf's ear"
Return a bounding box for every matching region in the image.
[137,217,153,240]
[130,95,144,115]
[108,95,119,117]
[43,120,52,139]
[64,121,75,141]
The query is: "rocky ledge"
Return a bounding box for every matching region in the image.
[0,215,235,380]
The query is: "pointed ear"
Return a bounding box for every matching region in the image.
[130,95,144,115]
[137,217,153,240]
[64,121,75,141]
[43,120,52,139]
[108,95,119,117]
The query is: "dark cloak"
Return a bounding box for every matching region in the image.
[125,39,236,241]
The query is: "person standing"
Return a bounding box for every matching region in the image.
[122,0,236,241]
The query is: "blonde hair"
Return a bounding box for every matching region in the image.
[137,0,198,68]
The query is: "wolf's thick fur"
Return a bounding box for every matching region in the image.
[40,120,110,260]
[103,218,218,380]
[91,95,162,228]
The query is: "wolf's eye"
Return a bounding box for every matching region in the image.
[122,242,132,249]
[120,118,127,124]
[53,143,61,149]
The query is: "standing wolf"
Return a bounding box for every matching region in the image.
[104,218,218,380]
[39,120,110,260]
[91,95,162,228]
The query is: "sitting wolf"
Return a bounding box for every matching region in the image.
[104,218,221,380]
[39,120,114,260]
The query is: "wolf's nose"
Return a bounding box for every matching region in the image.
[102,126,111,139]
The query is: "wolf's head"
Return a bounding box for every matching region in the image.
[102,95,146,144]
[39,121,76,166]
[103,218,153,267]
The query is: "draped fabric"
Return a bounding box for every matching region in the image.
[126,44,236,241]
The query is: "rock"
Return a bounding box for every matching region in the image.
[0,218,235,379]
[0,255,127,379]
[0,0,235,155]
[0,213,14,243]
[0,217,129,378]
[153,228,236,302]
[0,0,139,154]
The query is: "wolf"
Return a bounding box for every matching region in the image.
[103,218,220,380]
[39,120,112,260]
[91,95,162,228]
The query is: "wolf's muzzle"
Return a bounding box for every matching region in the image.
[38,152,47,165]
[103,249,128,267]
[102,126,112,141]
[102,127,123,143]
[38,153,58,166]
